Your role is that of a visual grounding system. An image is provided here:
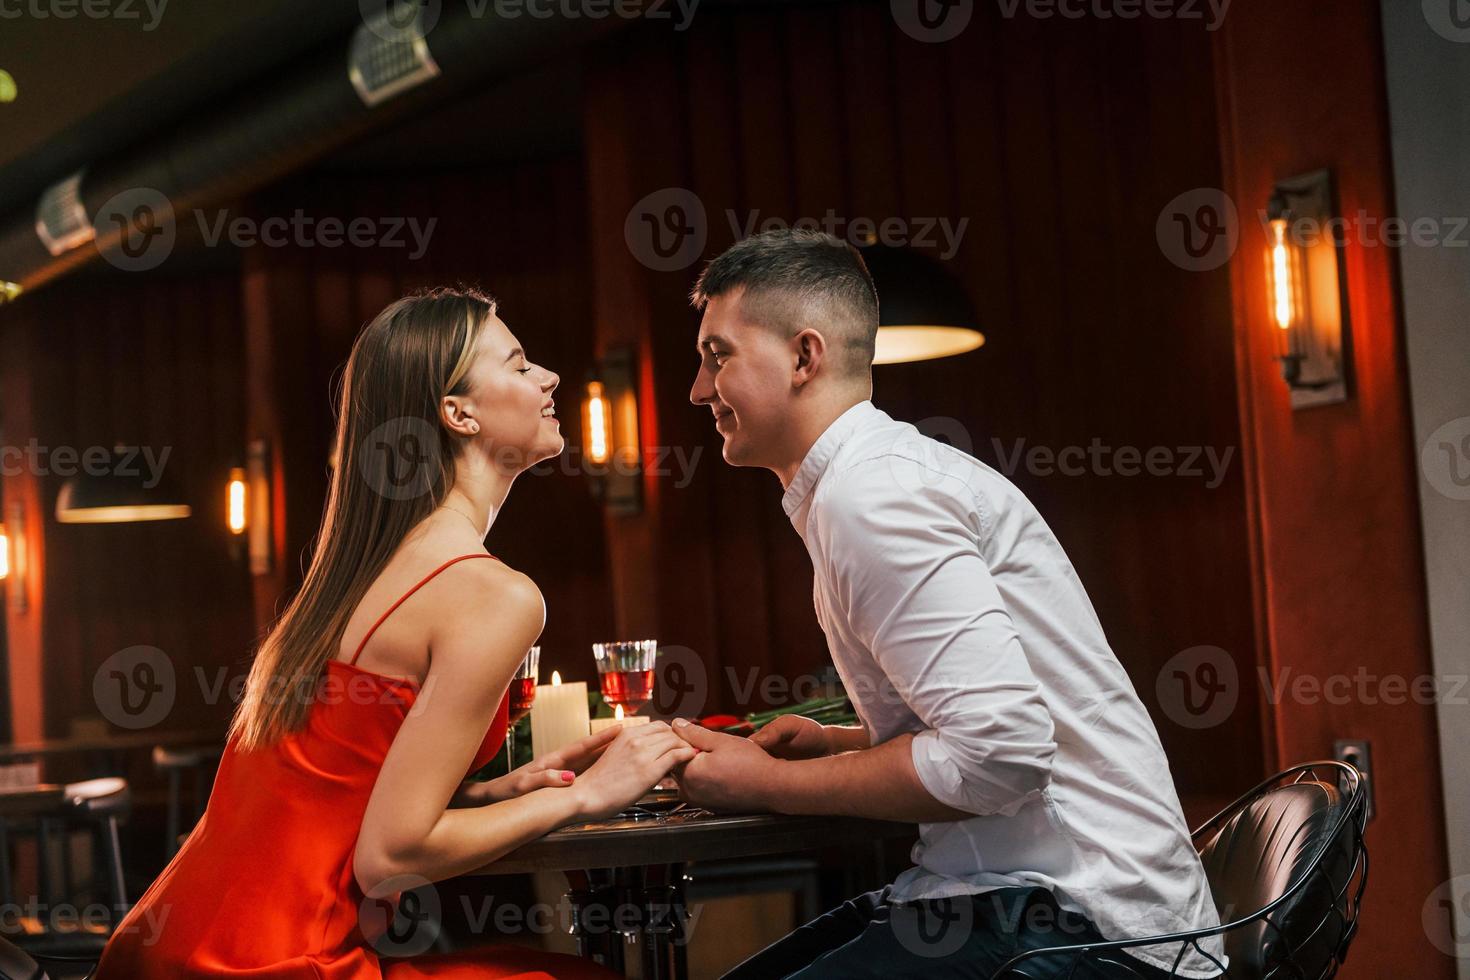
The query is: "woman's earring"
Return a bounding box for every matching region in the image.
[469,422,480,433]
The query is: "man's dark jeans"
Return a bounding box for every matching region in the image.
[720,885,1178,979]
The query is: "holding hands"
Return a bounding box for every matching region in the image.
[482,722,697,821]
[488,713,850,819]
[568,721,698,820]
[668,718,784,812]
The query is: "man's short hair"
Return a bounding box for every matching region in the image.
[689,228,880,377]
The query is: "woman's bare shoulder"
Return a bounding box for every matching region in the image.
[424,555,544,634]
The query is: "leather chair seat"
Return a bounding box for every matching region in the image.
[1197,779,1353,978]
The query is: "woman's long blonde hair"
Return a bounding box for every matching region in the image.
[228,285,498,750]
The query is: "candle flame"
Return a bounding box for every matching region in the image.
[614,704,624,720]
[551,670,562,686]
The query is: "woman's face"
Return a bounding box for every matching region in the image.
[450,312,562,471]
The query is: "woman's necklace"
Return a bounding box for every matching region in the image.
[440,503,485,537]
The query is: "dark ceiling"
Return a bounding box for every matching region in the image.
[0,2,371,214]
[0,0,584,222]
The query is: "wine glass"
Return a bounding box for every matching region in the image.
[505,646,539,771]
[592,640,658,715]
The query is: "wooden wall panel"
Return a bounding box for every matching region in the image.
[581,4,1262,805]
[1214,0,1452,973]
[0,269,255,753]
[242,156,615,688]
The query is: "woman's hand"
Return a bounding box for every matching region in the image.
[569,722,699,821]
[748,714,832,760]
[472,727,622,804]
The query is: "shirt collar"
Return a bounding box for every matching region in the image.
[782,399,880,521]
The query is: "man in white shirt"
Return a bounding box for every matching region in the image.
[672,228,1226,978]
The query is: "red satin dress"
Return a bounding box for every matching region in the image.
[96,554,615,979]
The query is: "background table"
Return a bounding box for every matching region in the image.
[465,809,916,979]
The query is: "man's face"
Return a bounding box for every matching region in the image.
[689,290,796,469]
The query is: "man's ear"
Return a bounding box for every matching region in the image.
[791,328,827,388]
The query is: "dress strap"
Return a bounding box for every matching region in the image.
[347,554,499,666]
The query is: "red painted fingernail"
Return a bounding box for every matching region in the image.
[561,771,575,782]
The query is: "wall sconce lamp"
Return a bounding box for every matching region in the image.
[218,443,274,572]
[581,347,642,515]
[1264,169,1351,408]
[3,503,25,613]
[857,243,985,365]
[227,466,248,536]
[583,382,612,466]
[243,439,273,575]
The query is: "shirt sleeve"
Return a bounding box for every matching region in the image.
[813,455,1057,817]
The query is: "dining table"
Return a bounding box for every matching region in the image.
[463,796,916,980]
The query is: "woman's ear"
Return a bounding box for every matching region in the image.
[440,396,479,437]
[792,328,827,388]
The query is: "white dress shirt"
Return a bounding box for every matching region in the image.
[782,400,1225,977]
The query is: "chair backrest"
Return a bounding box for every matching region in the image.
[0,934,45,980]
[1197,778,1357,978]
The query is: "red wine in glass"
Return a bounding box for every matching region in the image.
[599,669,655,715]
[509,677,537,724]
[505,647,540,771]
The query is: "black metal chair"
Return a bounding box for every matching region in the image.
[0,777,133,980]
[993,760,1368,979]
[17,779,130,963]
[0,934,96,980]
[151,744,221,858]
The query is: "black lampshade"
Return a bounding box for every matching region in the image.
[55,449,192,524]
[858,243,985,364]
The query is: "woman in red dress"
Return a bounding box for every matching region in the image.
[96,287,697,978]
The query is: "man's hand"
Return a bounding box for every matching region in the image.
[749,714,832,760]
[671,718,780,812]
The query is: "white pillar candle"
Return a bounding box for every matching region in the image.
[529,671,590,758]
[589,704,652,736]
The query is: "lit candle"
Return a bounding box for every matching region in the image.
[529,670,590,758]
[589,703,652,736]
